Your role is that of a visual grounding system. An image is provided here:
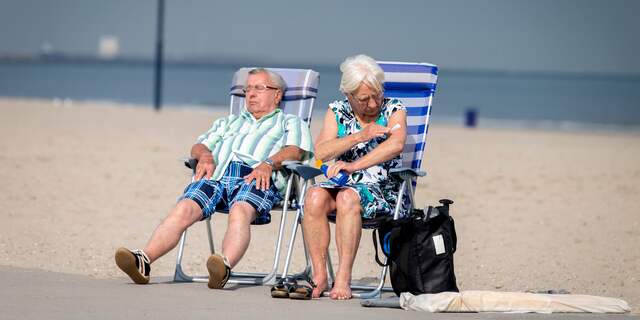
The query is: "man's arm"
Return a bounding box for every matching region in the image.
[266,145,305,170]
[244,145,304,191]
[190,116,231,181]
[190,143,216,181]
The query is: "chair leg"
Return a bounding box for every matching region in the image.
[320,238,394,298]
[352,265,388,299]
[227,183,291,285]
[280,179,316,283]
[173,218,215,283]
[281,207,301,279]
[205,217,215,255]
[298,216,313,280]
[279,206,314,283]
[173,175,298,285]
[257,174,296,285]
[174,229,198,282]
[393,180,407,220]
[173,220,269,284]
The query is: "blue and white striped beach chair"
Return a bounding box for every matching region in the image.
[377,61,438,217]
[173,67,320,286]
[279,61,439,298]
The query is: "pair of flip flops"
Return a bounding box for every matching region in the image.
[271,278,316,300]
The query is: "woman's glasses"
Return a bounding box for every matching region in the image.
[351,93,383,105]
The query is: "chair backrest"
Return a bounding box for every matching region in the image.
[229,68,320,123]
[378,61,438,175]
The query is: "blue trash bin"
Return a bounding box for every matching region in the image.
[465,108,477,128]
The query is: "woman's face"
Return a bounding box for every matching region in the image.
[347,83,383,119]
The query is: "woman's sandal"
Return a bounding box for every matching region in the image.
[270,277,297,298]
[270,282,290,298]
[288,280,317,300]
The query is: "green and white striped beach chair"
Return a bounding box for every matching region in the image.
[173,67,320,286]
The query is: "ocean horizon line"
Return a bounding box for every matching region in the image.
[4,96,638,136]
[1,53,640,81]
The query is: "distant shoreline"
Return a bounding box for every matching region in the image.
[2,53,640,80]
[2,96,639,135]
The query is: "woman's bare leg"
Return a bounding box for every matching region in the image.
[302,187,337,298]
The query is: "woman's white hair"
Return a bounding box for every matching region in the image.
[339,54,385,95]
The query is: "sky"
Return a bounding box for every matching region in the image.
[1,0,639,74]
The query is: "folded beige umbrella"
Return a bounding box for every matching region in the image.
[400,291,630,313]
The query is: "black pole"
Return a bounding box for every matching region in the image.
[153,0,165,111]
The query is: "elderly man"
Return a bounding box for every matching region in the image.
[115,68,313,289]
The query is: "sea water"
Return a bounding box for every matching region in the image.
[1,61,639,132]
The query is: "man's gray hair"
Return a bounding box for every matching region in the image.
[339,54,385,95]
[248,68,287,93]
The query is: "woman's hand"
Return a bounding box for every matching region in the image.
[325,161,356,178]
[356,124,390,143]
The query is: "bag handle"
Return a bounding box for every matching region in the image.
[450,216,457,253]
[372,229,391,267]
[373,220,406,267]
[439,199,457,252]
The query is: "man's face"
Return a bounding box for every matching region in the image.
[245,72,282,119]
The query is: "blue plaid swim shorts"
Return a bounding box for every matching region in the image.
[179,161,282,225]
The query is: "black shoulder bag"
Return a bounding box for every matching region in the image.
[373,199,459,296]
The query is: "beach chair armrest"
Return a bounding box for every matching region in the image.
[389,167,426,179]
[282,161,323,180]
[184,158,197,173]
[184,158,318,178]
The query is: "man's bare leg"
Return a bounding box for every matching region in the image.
[302,187,336,298]
[331,188,362,300]
[220,201,257,268]
[143,199,203,263]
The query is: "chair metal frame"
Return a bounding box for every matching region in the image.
[279,61,439,298]
[173,67,320,286]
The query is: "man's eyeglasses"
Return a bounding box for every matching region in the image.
[243,84,279,93]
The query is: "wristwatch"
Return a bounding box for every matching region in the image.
[263,158,275,169]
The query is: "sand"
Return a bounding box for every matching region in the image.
[0,97,638,313]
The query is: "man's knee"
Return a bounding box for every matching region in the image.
[228,202,257,226]
[336,189,361,214]
[172,199,203,225]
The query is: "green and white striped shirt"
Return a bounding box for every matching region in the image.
[196,108,314,194]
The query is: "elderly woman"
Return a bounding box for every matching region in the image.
[303,54,407,300]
